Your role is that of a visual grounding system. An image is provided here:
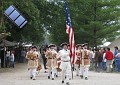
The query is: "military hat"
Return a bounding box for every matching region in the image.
[76,44,82,47]
[48,44,56,48]
[60,42,68,47]
[82,43,88,47]
[32,45,37,49]
[84,43,88,45]
[67,44,70,46]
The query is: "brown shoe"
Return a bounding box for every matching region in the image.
[33,78,36,80]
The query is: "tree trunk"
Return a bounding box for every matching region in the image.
[0,0,3,30]
[93,0,97,48]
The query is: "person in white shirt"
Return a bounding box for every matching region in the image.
[5,49,10,67]
[88,47,94,70]
[9,51,15,68]
[58,43,71,85]
[102,48,107,70]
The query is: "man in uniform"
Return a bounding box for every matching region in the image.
[58,43,71,85]
[75,44,82,76]
[26,46,40,80]
[80,43,90,80]
[45,44,58,80]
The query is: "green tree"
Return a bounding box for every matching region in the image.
[47,0,120,47]
[0,0,120,47]
[0,0,45,45]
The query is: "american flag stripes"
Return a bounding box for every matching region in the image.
[65,1,75,64]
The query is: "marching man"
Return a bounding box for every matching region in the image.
[80,43,90,80]
[26,46,40,80]
[75,44,82,76]
[45,44,58,80]
[58,43,71,85]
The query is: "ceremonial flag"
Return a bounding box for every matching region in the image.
[65,1,75,64]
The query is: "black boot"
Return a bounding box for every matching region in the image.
[56,75,58,77]
[52,78,54,80]
[48,76,50,79]
[62,81,64,83]
[66,82,70,85]
[80,75,83,79]
[85,77,88,80]
[30,77,32,79]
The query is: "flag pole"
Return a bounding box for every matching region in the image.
[69,53,74,79]
[64,0,75,79]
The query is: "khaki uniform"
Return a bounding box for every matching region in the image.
[26,51,39,69]
[81,49,90,67]
[80,49,90,79]
[75,49,82,76]
[46,49,58,79]
[26,51,40,79]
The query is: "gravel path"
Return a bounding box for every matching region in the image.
[0,63,120,85]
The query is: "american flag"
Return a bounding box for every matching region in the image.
[65,1,75,64]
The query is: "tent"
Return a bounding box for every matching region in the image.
[108,37,120,53]
[0,40,18,47]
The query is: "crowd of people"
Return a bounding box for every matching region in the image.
[0,47,27,68]
[1,43,120,85]
[90,46,120,73]
[25,43,120,85]
[26,43,93,85]
[1,49,15,68]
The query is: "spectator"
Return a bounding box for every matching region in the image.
[9,51,15,68]
[113,46,118,71]
[115,49,120,72]
[5,49,10,68]
[21,49,26,63]
[102,48,107,70]
[0,48,5,68]
[42,48,47,72]
[105,48,114,73]
[94,48,101,72]
[89,47,94,70]
[98,49,103,71]
[0,57,1,66]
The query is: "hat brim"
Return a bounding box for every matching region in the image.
[48,44,56,48]
[32,46,37,49]
[61,43,68,47]
[76,44,82,47]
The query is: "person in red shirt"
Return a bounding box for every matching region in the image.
[105,48,114,73]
